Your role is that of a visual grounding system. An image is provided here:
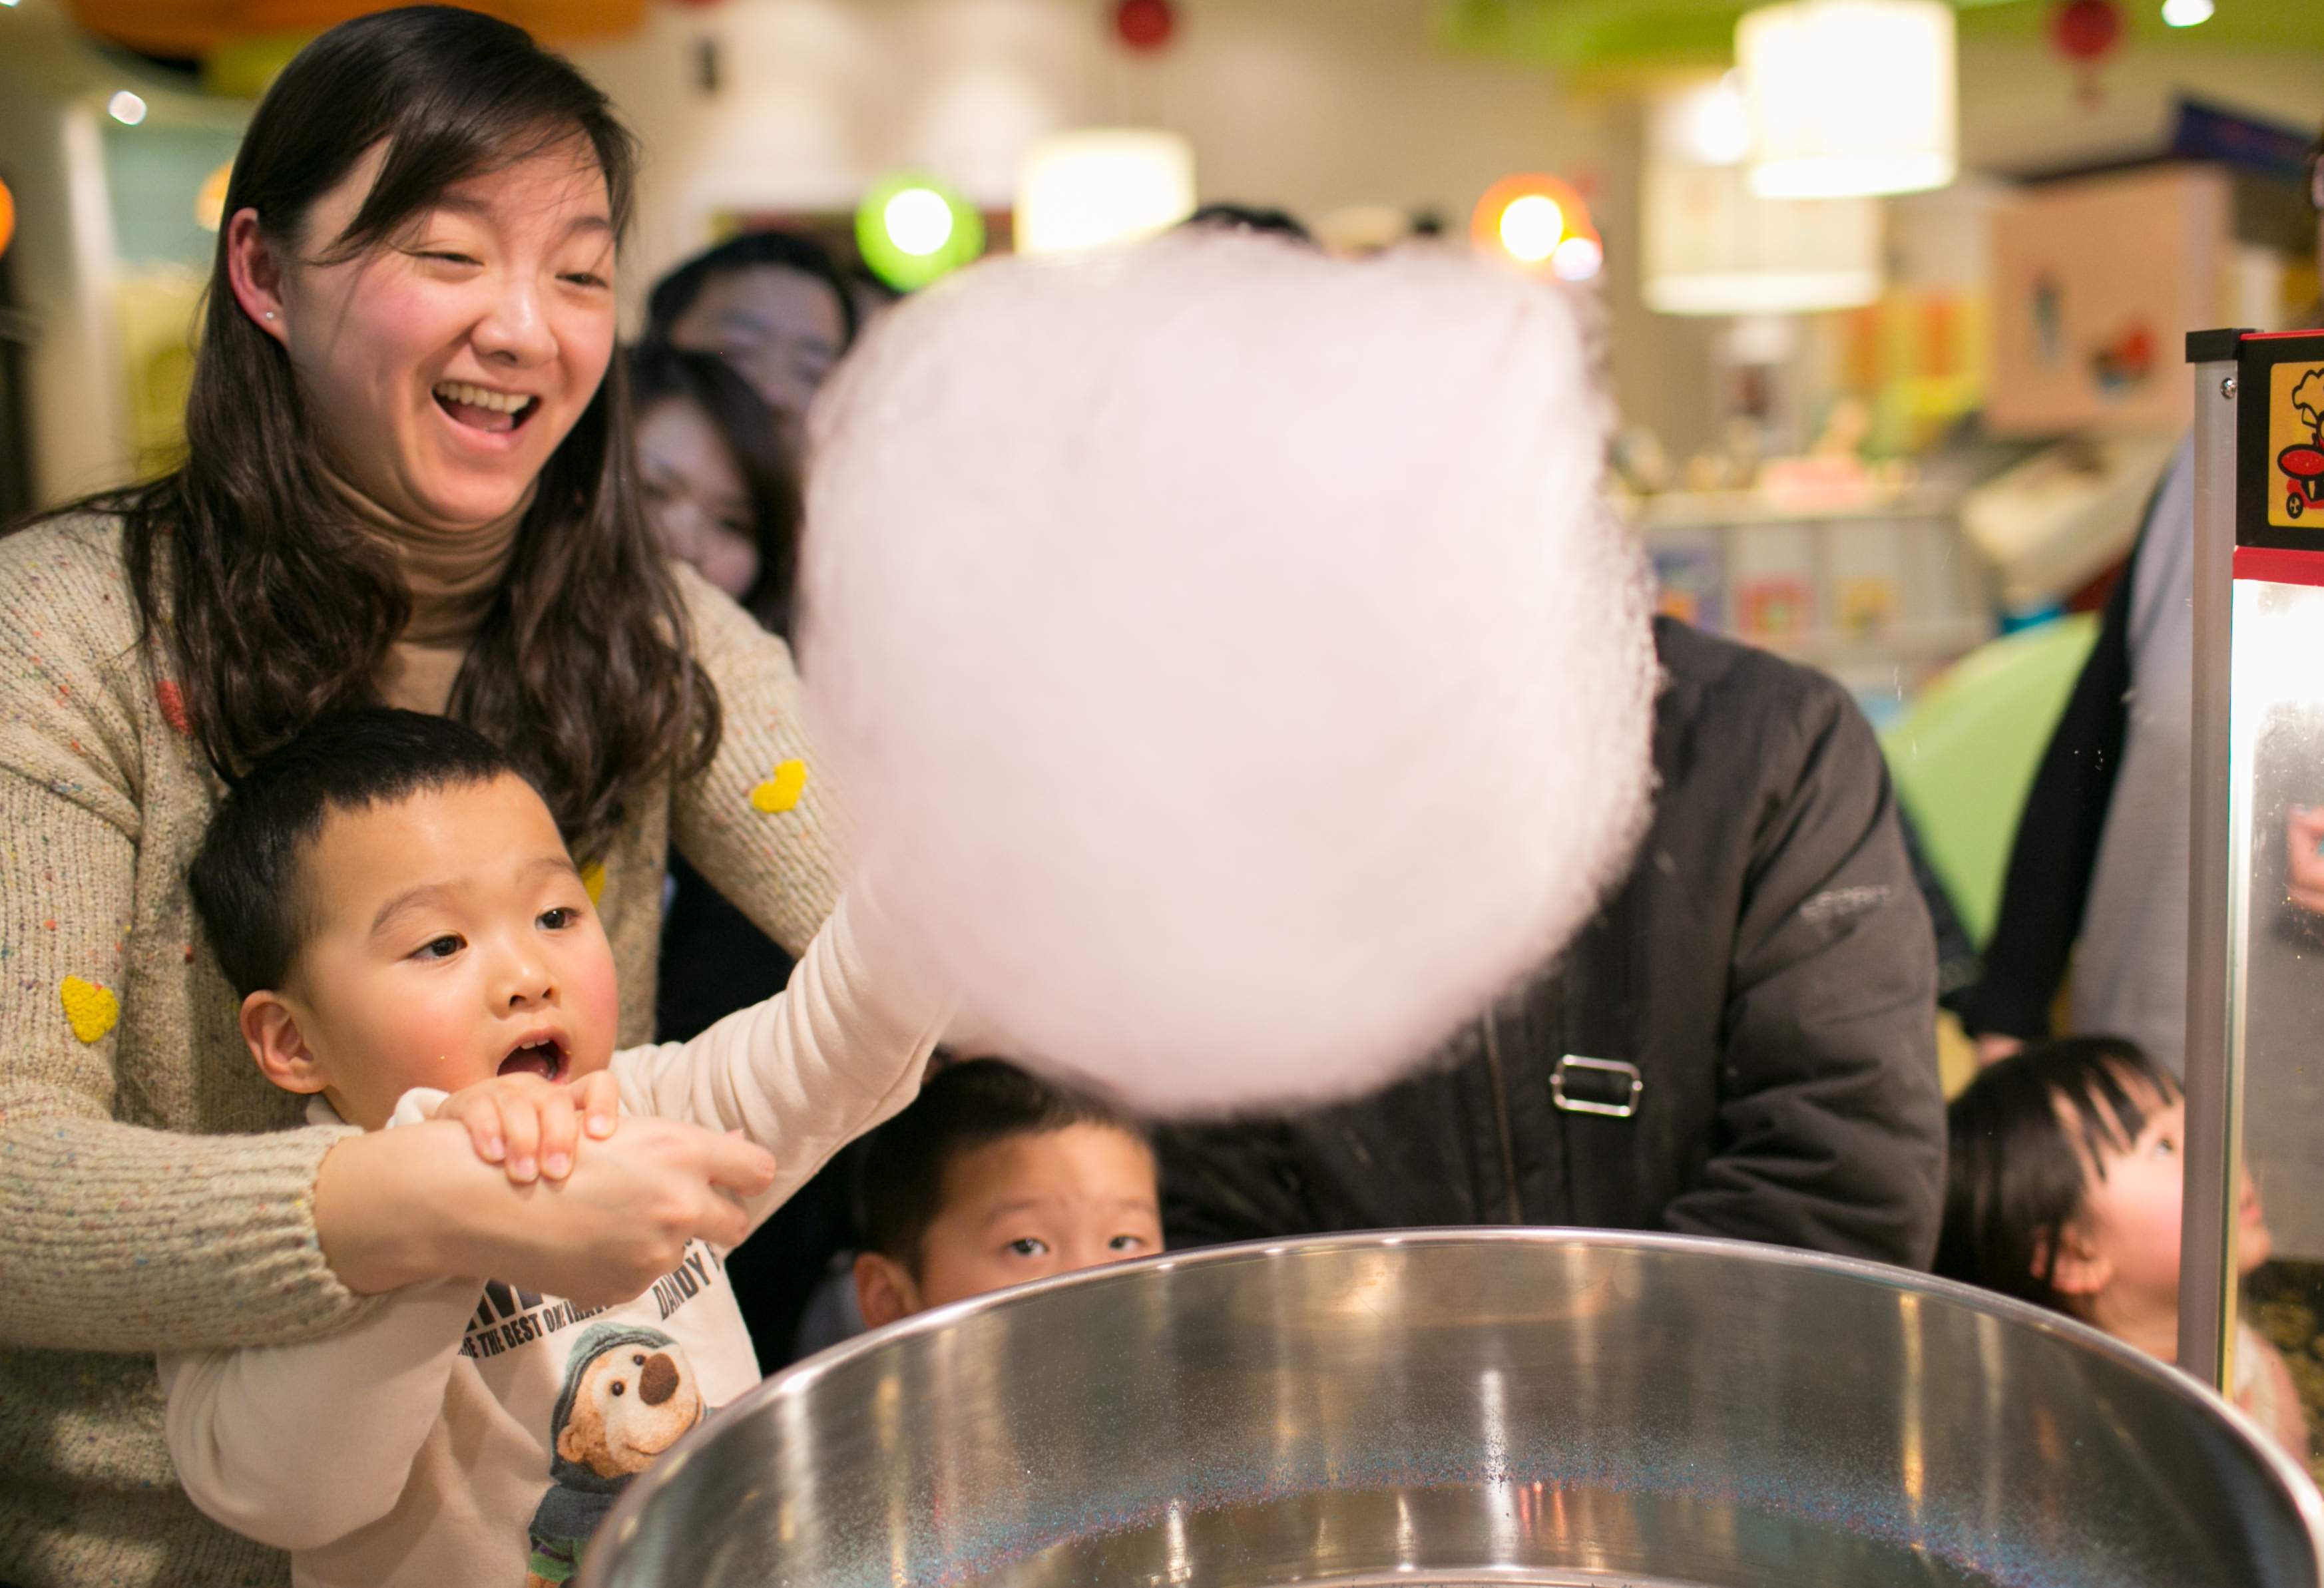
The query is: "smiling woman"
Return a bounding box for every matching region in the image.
[0,11,857,1587]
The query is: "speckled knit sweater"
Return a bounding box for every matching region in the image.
[0,513,841,1588]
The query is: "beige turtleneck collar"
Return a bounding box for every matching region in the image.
[318,464,533,715]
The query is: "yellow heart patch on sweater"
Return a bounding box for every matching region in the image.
[60,976,119,1045]
[581,862,606,905]
[750,760,808,815]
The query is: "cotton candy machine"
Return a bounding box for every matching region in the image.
[579,1231,2324,1588]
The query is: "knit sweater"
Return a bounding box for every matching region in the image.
[0,512,842,1588]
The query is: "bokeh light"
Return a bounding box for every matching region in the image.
[855,172,985,291]
[1499,195,1565,264]
[1471,174,1596,280]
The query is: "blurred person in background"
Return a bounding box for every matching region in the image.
[1962,122,2324,1068]
[629,342,845,1365]
[630,342,800,638]
[644,230,859,452]
[1160,619,1947,1270]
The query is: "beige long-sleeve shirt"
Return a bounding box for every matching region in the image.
[160,895,941,1588]
[0,514,844,1587]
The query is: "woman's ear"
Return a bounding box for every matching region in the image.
[240,990,329,1095]
[2044,1219,2114,1300]
[224,208,292,349]
[853,1251,921,1331]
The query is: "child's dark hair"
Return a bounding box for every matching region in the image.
[854,1059,1149,1273]
[189,708,530,996]
[1934,1036,2182,1316]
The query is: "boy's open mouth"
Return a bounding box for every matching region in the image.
[433,381,541,435]
[498,1036,568,1082]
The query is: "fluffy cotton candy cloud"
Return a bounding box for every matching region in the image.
[800,232,1658,1118]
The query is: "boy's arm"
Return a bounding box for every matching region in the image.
[613,892,948,1234]
[160,1278,479,1551]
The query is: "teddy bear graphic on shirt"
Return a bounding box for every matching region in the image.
[523,1322,705,1587]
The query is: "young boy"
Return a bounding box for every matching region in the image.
[851,1059,1164,1327]
[158,709,947,1588]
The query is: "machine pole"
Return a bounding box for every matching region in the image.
[2179,329,2245,1387]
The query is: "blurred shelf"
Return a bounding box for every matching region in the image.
[1740,618,1995,667]
[1624,483,1963,531]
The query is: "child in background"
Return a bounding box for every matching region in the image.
[1937,1037,2309,1459]
[852,1059,1165,1326]
[158,709,947,1588]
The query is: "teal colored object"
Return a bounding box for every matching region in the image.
[1881,615,2097,947]
[855,173,985,293]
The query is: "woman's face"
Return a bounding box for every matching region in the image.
[246,138,618,531]
[635,395,760,600]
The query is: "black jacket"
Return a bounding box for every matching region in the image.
[1157,619,1945,1269]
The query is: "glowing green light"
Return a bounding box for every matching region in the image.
[857,172,985,292]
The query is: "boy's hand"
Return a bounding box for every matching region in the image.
[432,1071,620,1184]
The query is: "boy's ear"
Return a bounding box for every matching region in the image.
[2045,1220,2113,1300]
[854,1251,922,1332]
[240,991,330,1095]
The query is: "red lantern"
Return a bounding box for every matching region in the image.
[1113,0,1175,53]
[2050,0,2121,63]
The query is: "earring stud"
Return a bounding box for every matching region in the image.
[264,311,276,321]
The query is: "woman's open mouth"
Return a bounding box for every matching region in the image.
[433,381,541,436]
[498,1036,568,1082]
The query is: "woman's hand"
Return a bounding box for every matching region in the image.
[314,1117,776,1306]
[431,1070,620,1184]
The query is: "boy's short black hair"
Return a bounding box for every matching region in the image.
[188,708,528,996]
[643,229,860,350]
[854,1059,1149,1273]
[1933,1036,2181,1316]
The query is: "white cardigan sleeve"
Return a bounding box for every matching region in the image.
[157,1277,479,1551]
[612,891,948,1236]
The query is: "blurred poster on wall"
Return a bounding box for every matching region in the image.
[1986,166,2227,437]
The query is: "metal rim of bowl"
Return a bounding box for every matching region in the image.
[581,1226,2324,1585]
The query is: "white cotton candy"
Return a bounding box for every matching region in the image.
[798,232,1658,1119]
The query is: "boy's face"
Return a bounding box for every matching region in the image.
[855,1123,1164,1327]
[246,773,621,1130]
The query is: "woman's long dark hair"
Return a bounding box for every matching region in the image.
[628,343,802,638]
[91,5,715,859]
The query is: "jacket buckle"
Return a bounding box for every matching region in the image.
[1551,1054,1643,1119]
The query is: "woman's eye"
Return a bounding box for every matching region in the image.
[1108,1234,1147,1253]
[2156,1135,2178,1157]
[539,907,577,930]
[415,935,463,960]
[561,271,609,290]
[1006,1237,1049,1258]
[419,250,480,266]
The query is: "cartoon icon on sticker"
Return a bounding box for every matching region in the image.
[2274,363,2324,526]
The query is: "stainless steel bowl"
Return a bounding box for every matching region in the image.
[581,1231,2324,1587]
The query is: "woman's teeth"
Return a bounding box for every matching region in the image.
[435,381,529,414]
[433,382,537,434]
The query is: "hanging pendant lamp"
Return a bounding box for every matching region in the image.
[1737,0,1957,200]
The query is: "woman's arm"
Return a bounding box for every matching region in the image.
[666,564,844,958]
[0,735,386,1352]
[314,1117,774,1304]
